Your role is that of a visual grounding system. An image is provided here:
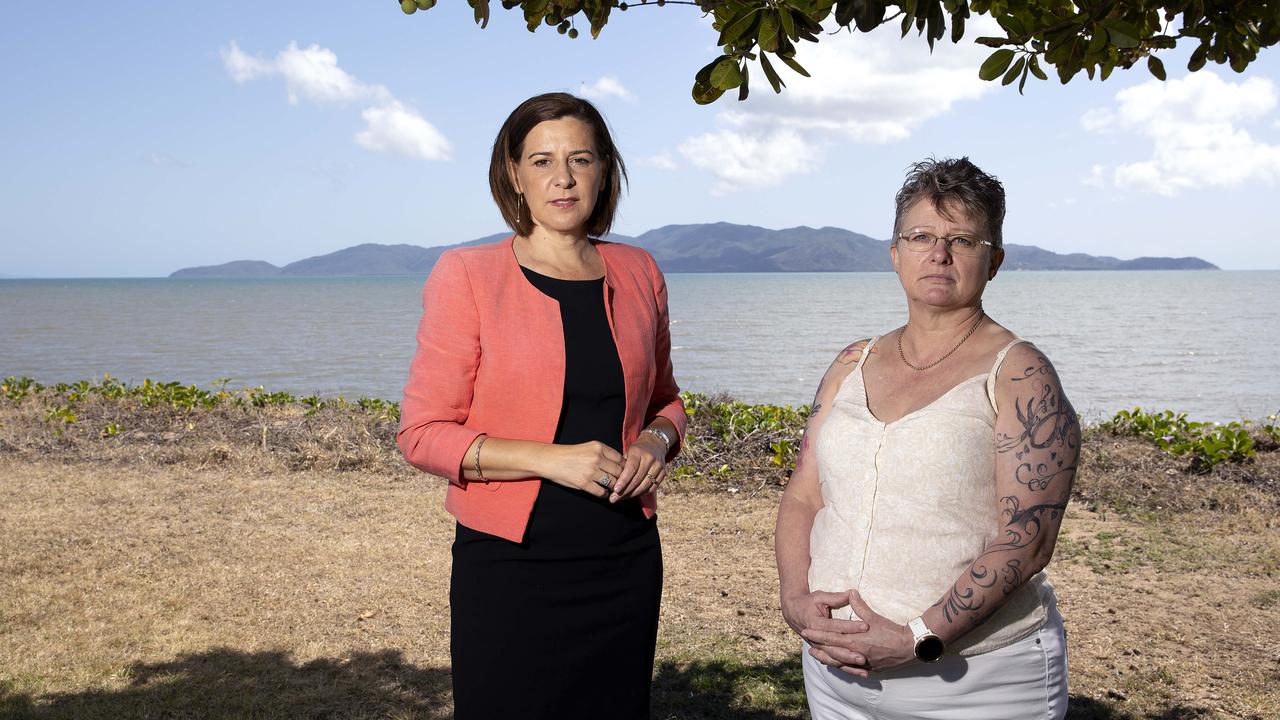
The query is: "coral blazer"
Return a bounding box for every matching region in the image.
[397,236,686,543]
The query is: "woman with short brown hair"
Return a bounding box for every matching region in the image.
[398,92,684,719]
[776,158,1076,718]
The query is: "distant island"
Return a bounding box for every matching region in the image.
[169,223,1219,277]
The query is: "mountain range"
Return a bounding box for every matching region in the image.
[169,223,1218,277]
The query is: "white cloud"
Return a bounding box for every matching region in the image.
[221,41,446,162]
[679,129,820,195]
[638,152,678,171]
[1081,71,1280,196]
[275,42,390,106]
[144,152,188,169]
[356,102,452,161]
[579,76,635,102]
[221,41,389,105]
[724,26,996,142]
[677,20,999,193]
[221,41,271,83]
[1079,107,1115,132]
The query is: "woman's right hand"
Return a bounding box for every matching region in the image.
[782,590,867,636]
[538,441,625,499]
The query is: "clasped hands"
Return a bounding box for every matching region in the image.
[782,589,916,677]
[548,433,668,503]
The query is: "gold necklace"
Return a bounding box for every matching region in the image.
[897,311,986,372]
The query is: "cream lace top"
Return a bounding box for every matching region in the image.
[808,336,1055,656]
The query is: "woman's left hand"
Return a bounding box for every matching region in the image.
[800,590,916,677]
[610,432,667,502]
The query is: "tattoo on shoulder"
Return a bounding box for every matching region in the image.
[995,354,1080,492]
[835,341,871,365]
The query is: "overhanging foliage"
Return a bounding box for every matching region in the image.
[395,0,1279,102]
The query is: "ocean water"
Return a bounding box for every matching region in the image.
[1,271,1276,422]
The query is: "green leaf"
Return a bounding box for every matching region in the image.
[590,2,612,39]
[1147,55,1166,80]
[975,36,1006,48]
[739,61,751,100]
[1188,43,1208,72]
[776,52,810,77]
[1028,54,1048,80]
[950,12,965,44]
[719,6,761,46]
[695,56,721,87]
[471,0,491,28]
[835,0,858,27]
[855,0,887,33]
[925,1,941,48]
[1002,55,1026,85]
[760,52,785,93]
[692,80,727,104]
[1099,19,1140,49]
[1088,30,1107,55]
[996,14,1025,37]
[759,11,781,52]
[979,49,1016,80]
[779,6,796,39]
[710,56,744,89]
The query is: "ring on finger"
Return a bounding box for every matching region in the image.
[596,474,613,489]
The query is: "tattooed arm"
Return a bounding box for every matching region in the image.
[776,341,871,643]
[927,344,1078,642]
[799,343,1079,675]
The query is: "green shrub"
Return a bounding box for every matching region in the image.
[1101,407,1257,470]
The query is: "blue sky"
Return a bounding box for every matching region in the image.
[3,1,1279,276]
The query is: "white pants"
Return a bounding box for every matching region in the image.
[803,607,1068,720]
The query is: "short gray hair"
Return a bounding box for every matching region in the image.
[893,157,1006,251]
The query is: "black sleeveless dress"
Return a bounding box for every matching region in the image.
[449,267,663,719]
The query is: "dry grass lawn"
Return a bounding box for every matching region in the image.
[1,393,1278,719]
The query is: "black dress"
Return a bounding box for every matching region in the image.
[449,267,663,719]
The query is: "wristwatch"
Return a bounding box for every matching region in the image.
[642,426,673,452]
[908,616,945,663]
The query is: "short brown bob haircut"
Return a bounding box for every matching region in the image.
[489,92,629,239]
[893,157,1006,251]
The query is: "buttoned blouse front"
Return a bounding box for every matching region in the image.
[808,336,1053,656]
[397,236,685,544]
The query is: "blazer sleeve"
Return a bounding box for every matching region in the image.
[643,253,687,458]
[396,251,484,483]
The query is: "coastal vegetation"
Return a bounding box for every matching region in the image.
[3,375,1273,481]
[1,375,1277,718]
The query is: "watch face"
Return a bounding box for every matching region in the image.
[915,635,945,663]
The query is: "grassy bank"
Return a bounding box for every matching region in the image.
[1,377,1278,719]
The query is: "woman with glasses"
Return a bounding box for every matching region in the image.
[775,157,1078,719]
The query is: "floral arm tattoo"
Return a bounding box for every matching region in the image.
[933,351,1080,630]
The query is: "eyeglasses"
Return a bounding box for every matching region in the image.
[895,230,994,256]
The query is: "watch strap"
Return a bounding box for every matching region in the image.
[908,616,931,642]
[908,616,945,663]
